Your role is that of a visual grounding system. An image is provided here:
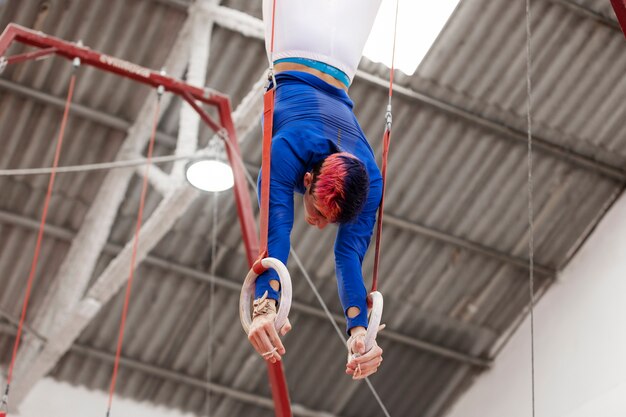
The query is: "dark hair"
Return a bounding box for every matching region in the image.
[310,152,369,224]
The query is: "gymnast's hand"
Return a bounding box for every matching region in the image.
[248,296,292,363]
[346,326,384,380]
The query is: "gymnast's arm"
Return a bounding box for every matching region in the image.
[335,174,384,378]
[334,173,382,331]
[247,136,301,363]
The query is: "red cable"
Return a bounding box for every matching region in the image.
[1,73,76,415]
[105,93,161,416]
[371,129,391,293]
[258,89,274,260]
[256,0,278,266]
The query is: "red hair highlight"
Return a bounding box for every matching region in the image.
[312,152,352,223]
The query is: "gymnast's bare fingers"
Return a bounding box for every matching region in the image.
[248,323,267,356]
[248,312,285,362]
[258,331,281,363]
[346,342,383,380]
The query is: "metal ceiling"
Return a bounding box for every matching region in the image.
[0,0,624,416]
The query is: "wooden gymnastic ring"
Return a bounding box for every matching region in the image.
[239,257,292,334]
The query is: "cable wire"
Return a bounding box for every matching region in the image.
[526,0,536,416]
[205,192,219,416]
[106,90,162,417]
[0,153,199,176]
[0,69,78,417]
[290,250,392,417]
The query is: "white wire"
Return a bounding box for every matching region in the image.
[0,153,200,176]
[526,0,536,416]
[290,250,392,417]
[205,192,219,416]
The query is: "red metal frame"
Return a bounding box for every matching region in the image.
[612,0,626,38]
[0,23,292,417]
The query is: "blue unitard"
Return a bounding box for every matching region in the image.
[255,71,383,332]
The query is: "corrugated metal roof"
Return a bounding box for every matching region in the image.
[0,0,624,416]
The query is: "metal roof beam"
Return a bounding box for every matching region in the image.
[10,186,201,406]
[355,70,626,183]
[154,0,625,35]
[7,5,624,183]
[550,0,622,31]
[198,4,626,183]
[71,341,342,417]
[0,210,492,368]
[150,0,191,11]
[0,325,343,417]
[247,161,556,279]
[0,80,556,279]
[384,215,555,277]
[0,79,178,147]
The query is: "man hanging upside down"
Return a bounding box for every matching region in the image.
[248,0,385,380]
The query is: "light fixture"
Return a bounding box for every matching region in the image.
[185,137,234,192]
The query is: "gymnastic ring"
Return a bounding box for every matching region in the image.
[364,291,384,352]
[239,257,292,335]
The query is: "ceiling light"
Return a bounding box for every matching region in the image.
[185,138,234,192]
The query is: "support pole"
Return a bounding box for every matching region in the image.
[611,0,626,37]
[0,24,229,107]
[219,101,292,416]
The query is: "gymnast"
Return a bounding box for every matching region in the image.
[248,0,385,380]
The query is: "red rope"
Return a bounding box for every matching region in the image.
[371,0,399,293]
[258,89,274,262]
[1,72,76,414]
[105,93,161,416]
[371,129,391,293]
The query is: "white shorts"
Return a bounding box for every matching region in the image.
[263,0,383,85]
